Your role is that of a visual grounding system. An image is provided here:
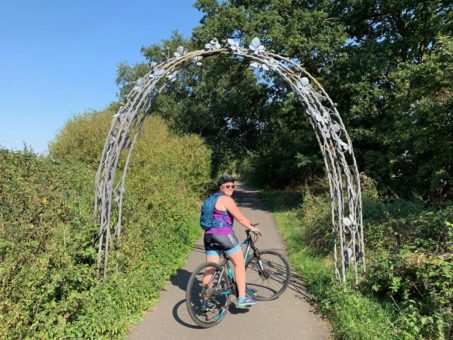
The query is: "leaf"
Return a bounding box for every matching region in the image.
[332,123,342,133]
[249,37,261,49]
[249,37,265,54]
[343,217,352,227]
[192,56,203,66]
[205,38,220,50]
[300,77,310,87]
[173,45,187,58]
[227,38,241,51]
[167,71,178,82]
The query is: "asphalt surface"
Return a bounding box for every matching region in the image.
[129,183,330,340]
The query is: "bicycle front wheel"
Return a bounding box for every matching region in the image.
[245,250,291,301]
[186,261,231,328]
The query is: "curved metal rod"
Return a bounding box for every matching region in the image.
[94,40,365,284]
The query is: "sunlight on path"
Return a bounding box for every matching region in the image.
[129,183,330,339]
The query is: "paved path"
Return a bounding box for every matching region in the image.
[129,183,330,339]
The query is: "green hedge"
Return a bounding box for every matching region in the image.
[259,179,452,339]
[0,112,211,338]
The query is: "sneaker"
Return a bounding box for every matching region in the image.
[237,295,257,308]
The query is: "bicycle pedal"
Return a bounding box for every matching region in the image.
[201,300,215,312]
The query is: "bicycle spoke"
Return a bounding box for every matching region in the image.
[246,250,290,300]
[186,262,230,327]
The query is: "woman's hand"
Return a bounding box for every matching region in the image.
[250,225,261,235]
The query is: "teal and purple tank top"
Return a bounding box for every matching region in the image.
[206,207,234,235]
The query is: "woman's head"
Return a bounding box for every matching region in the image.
[217,174,236,196]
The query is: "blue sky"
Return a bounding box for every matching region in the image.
[0,0,203,154]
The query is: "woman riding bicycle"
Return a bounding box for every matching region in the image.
[202,175,261,308]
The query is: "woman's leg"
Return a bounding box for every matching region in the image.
[202,254,221,286]
[228,249,246,297]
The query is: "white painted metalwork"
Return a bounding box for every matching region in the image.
[95,38,366,284]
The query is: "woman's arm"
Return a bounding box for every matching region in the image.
[221,196,259,232]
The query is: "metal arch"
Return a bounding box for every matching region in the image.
[94,38,366,284]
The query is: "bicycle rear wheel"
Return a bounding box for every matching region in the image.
[245,250,291,301]
[186,261,231,328]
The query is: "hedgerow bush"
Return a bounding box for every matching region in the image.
[362,205,452,339]
[48,103,119,169]
[0,110,211,338]
[259,178,452,339]
[0,149,97,338]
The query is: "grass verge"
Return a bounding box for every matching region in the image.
[259,189,400,340]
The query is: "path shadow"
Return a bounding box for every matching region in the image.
[191,243,206,253]
[235,184,315,306]
[287,270,314,303]
[233,185,269,212]
[173,270,310,329]
[228,302,250,315]
[172,297,250,330]
[172,299,202,329]
[170,269,192,292]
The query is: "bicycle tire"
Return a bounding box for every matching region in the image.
[186,261,231,328]
[245,250,291,301]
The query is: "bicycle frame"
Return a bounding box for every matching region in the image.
[213,230,260,297]
[187,230,290,327]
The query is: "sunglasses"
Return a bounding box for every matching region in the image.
[223,184,235,189]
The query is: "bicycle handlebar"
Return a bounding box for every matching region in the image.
[246,225,262,239]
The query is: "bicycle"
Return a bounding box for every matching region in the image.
[185,228,291,328]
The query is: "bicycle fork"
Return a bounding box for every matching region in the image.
[253,251,271,279]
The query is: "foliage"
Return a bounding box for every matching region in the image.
[261,184,398,339]
[142,0,452,199]
[383,37,453,199]
[6,1,451,337]
[0,149,97,338]
[49,103,212,197]
[193,0,348,77]
[259,179,452,339]
[361,204,453,339]
[0,111,211,338]
[115,32,281,177]
[48,102,120,170]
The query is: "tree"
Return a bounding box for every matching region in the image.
[328,0,452,198]
[115,1,452,197]
[116,32,287,177]
[191,0,452,197]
